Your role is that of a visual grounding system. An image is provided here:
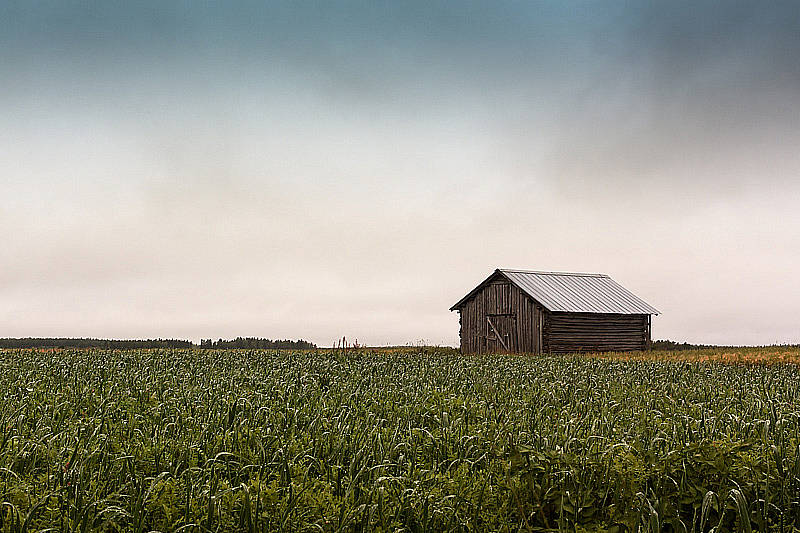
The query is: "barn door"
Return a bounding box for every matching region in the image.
[486,314,517,353]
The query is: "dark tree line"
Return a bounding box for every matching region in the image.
[0,338,193,349]
[652,339,738,351]
[198,337,316,350]
[652,340,800,351]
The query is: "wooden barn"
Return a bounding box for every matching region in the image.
[450,269,659,354]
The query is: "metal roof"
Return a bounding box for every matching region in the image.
[451,269,659,315]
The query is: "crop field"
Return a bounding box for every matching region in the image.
[2,347,800,532]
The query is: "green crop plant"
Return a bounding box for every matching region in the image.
[1,347,800,531]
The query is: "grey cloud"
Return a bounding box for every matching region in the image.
[509,2,800,199]
[3,1,800,345]
[622,2,800,86]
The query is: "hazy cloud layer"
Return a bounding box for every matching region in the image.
[2,1,799,345]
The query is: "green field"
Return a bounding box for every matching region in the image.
[2,347,799,532]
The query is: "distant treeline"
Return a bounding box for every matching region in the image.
[652,339,732,351]
[8,337,779,352]
[653,340,800,351]
[198,337,317,350]
[0,338,193,349]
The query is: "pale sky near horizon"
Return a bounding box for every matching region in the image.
[2,1,799,347]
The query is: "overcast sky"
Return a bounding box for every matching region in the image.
[2,1,799,346]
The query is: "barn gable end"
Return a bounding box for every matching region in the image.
[451,269,659,354]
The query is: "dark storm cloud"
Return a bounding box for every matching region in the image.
[528,2,800,196]
[9,1,797,120]
[623,2,800,87]
[4,1,521,62]
[7,2,799,75]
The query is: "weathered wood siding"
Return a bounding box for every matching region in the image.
[456,275,543,354]
[454,271,655,354]
[456,285,651,354]
[542,312,650,354]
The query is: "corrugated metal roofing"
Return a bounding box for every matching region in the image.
[452,269,659,315]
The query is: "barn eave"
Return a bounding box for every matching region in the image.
[450,268,659,315]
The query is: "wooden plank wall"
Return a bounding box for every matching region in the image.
[512,283,541,354]
[543,312,649,354]
[456,276,542,354]
[455,276,651,354]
